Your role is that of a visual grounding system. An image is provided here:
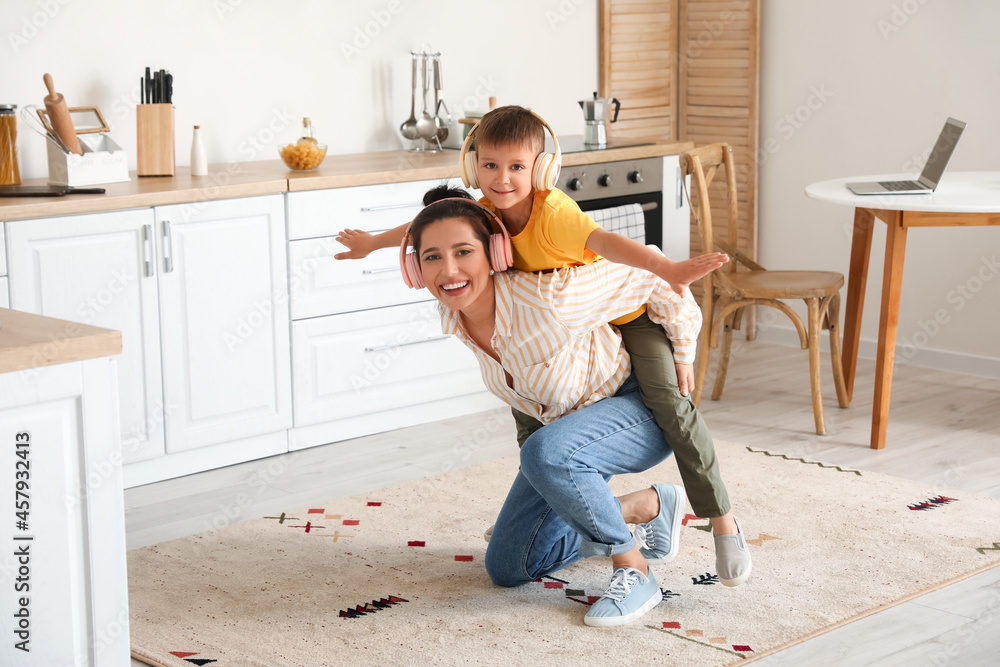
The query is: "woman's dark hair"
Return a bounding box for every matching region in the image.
[409,184,493,260]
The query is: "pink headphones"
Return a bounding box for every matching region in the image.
[399,198,514,289]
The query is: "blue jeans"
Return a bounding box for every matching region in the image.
[484,374,675,587]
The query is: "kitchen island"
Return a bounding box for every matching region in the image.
[0,308,127,666]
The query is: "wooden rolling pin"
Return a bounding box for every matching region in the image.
[43,73,82,155]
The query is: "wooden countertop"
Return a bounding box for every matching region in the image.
[0,138,693,220]
[0,308,122,374]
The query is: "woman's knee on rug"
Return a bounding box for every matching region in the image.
[484,542,532,588]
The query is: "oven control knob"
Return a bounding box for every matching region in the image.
[628,170,643,184]
[598,174,612,187]
[568,178,583,191]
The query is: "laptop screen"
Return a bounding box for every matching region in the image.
[919,117,966,188]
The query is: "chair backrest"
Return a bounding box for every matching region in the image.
[678,143,739,269]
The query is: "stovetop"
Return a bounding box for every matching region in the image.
[550,136,654,154]
[444,136,653,155]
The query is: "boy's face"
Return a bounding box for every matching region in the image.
[475,140,538,214]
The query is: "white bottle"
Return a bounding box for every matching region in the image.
[190,125,208,176]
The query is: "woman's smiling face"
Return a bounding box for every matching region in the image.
[418,216,494,314]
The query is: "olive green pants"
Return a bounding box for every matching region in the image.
[510,312,731,518]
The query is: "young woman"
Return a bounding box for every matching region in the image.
[397,186,750,627]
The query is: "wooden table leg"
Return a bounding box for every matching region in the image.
[842,207,875,402]
[871,210,907,449]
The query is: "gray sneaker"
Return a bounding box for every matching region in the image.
[635,483,686,564]
[715,517,752,586]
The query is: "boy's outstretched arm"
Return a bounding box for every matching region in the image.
[334,222,409,260]
[585,227,728,296]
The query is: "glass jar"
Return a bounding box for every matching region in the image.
[0,104,21,185]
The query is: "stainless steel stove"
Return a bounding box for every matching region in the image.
[555,153,665,249]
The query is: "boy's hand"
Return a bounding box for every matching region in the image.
[657,252,729,296]
[676,362,695,397]
[335,229,376,260]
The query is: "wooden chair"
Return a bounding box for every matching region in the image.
[679,143,850,434]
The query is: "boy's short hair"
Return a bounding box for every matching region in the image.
[475,105,545,154]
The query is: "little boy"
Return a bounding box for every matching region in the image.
[335,105,751,587]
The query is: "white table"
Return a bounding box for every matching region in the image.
[806,172,1000,449]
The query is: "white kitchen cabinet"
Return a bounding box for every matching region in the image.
[1,225,10,315]
[153,197,291,455]
[6,195,292,486]
[286,178,500,451]
[289,301,499,450]
[6,208,166,464]
[0,357,129,666]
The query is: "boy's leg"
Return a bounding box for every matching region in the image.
[510,407,544,449]
[617,312,731,519]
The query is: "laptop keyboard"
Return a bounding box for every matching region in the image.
[878,180,925,191]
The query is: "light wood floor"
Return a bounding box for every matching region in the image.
[125,341,1000,666]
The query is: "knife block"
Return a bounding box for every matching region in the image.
[136,104,175,176]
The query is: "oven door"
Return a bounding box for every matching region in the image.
[576,191,663,250]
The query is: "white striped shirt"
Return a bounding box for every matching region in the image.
[439,259,702,424]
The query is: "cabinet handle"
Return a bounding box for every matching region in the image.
[162,220,173,273]
[359,202,422,212]
[362,266,400,275]
[142,224,154,277]
[365,334,450,352]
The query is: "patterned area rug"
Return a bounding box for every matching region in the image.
[128,439,1000,667]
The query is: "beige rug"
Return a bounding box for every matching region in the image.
[128,440,1000,667]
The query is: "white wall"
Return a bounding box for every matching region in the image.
[5,0,998,372]
[4,0,597,177]
[759,1,1000,374]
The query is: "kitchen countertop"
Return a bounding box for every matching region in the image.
[0,138,693,220]
[0,307,122,374]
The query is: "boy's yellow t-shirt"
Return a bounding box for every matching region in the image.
[479,188,645,325]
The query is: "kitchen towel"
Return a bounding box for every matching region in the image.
[588,202,645,244]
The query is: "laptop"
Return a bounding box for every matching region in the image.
[846,117,966,195]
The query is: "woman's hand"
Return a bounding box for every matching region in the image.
[675,362,694,397]
[335,229,376,260]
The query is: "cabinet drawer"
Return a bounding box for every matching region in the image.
[287,178,466,240]
[0,224,6,275]
[288,237,430,318]
[291,302,486,427]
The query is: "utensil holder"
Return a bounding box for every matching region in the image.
[136,104,175,176]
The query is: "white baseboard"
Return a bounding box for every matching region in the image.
[753,324,1000,380]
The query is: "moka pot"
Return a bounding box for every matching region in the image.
[579,94,621,147]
